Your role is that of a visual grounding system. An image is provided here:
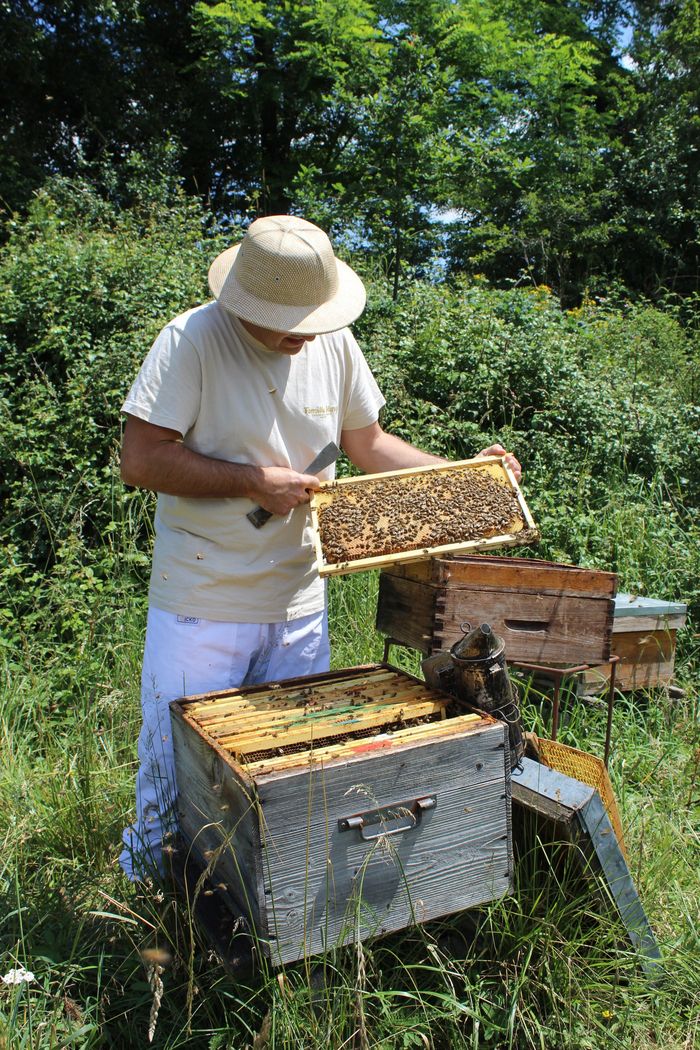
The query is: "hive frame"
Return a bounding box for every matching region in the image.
[309,455,538,577]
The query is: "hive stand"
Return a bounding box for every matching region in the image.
[509,655,620,766]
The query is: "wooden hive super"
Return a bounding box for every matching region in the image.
[377,554,617,666]
[310,456,538,577]
[581,593,687,693]
[170,665,512,965]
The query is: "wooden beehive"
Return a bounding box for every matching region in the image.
[376,554,617,665]
[581,593,687,693]
[309,456,538,577]
[170,664,512,965]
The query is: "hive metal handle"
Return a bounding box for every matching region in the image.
[338,795,436,841]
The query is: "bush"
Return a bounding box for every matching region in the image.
[0,176,224,573]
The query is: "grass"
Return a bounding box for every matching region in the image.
[0,558,698,1048]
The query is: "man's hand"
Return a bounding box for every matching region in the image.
[477,443,522,482]
[249,467,321,516]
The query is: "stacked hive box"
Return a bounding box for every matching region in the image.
[171,665,512,964]
[376,554,617,665]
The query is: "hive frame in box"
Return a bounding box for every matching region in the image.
[309,456,538,578]
[170,662,513,965]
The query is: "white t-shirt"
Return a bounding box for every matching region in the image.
[122,302,385,621]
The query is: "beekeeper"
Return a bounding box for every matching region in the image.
[118,214,520,880]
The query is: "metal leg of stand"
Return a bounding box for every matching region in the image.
[603,656,619,767]
[550,673,563,741]
[512,661,589,745]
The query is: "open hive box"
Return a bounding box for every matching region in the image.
[309,456,538,577]
[171,664,512,965]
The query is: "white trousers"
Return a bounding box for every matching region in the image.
[119,604,330,880]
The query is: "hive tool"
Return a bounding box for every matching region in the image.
[246,441,341,528]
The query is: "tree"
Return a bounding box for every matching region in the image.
[192,0,389,215]
[607,0,700,295]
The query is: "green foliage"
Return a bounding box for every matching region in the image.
[3,0,699,301]
[0,176,223,575]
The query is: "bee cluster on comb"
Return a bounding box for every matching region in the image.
[315,462,535,568]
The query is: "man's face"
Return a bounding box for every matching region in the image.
[240,319,317,355]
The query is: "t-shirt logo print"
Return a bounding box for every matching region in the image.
[304,405,338,418]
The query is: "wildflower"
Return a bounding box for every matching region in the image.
[2,966,35,985]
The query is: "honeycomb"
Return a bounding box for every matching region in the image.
[316,464,535,566]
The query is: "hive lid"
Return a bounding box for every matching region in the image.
[309,456,538,577]
[614,593,687,619]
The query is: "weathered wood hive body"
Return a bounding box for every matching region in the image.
[582,592,687,693]
[170,665,512,964]
[377,554,617,665]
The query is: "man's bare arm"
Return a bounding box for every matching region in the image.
[120,415,320,515]
[340,422,445,474]
[341,422,522,480]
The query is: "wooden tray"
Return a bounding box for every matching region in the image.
[309,456,538,577]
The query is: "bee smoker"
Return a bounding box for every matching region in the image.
[422,622,525,769]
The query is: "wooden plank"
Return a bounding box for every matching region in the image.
[242,711,486,776]
[187,670,399,722]
[170,705,267,936]
[255,723,510,964]
[178,664,383,712]
[317,530,536,578]
[434,590,614,664]
[432,555,617,598]
[382,560,437,584]
[201,682,439,735]
[610,615,686,634]
[214,697,448,753]
[584,629,677,691]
